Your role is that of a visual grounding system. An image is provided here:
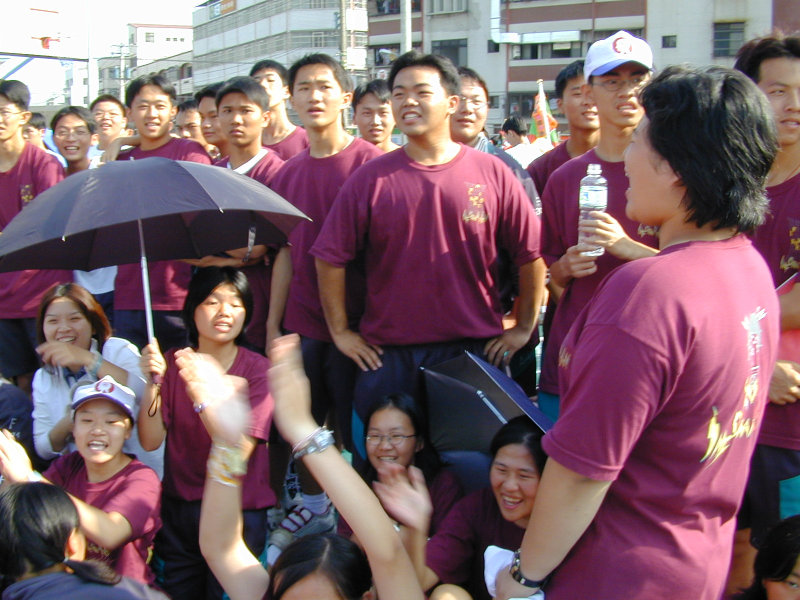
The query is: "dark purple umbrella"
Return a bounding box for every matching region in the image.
[0,157,309,341]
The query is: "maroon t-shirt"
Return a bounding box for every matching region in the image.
[751,171,800,449]
[221,150,286,353]
[538,149,657,394]
[426,487,524,600]
[265,126,309,161]
[160,346,275,509]
[544,235,778,600]
[45,452,161,585]
[526,140,571,197]
[270,138,383,341]
[114,138,212,311]
[0,143,70,318]
[312,145,541,346]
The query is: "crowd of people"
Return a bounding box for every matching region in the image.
[0,25,798,600]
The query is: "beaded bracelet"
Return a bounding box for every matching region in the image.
[207,442,247,487]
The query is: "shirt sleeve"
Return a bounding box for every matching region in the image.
[309,173,370,267]
[32,369,64,460]
[429,469,464,535]
[101,338,146,405]
[540,172,570,267]
[425,493,482,585]
[102,463,161,539]
[494,162,542,267]
[34,152,65,194]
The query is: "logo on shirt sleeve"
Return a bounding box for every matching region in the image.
[20,184,34,203]
[701,307,766,465]
[462,182,488,224]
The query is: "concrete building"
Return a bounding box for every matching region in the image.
[192,0,369,89]
[131,51,195,102]
[367,0,799,135]
[128,23,193,64]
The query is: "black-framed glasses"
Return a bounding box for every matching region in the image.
[365,433,416,446]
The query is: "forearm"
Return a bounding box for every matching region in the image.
[609,237,659,262]
[517,459,611,580]
[513,259,546,332]
[548,255,573,289]
[399,525,438,590]
[71,495,133,550]
[137,385,167,451]
[47,415,73,453]
[781,288,800,331]
[266,247,292,332]
[97,359,129,387]
[315,259,350,336]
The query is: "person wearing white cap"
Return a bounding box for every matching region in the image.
[0,376,162,587]
[536,30,659,420]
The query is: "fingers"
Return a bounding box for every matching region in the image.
[484,337,513,367]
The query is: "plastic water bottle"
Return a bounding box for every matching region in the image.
[578,163,607,257]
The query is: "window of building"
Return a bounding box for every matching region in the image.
[145,32,155,43]
[713,22,745,57]
[662,35,677,48]
[428,0,467,13]
[431,38,467,66]
[488,40,499,53]
[489,95,500,109]
[312,31,326,48]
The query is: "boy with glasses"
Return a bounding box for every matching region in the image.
[0,79,67,393]
[536,31,659,420]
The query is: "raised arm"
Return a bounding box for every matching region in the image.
[137,340,168,451]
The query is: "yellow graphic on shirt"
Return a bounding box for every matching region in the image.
[781,221,800,273]
[20,184,34,203]
[701,307,766,465]
[558,345,571,369]
[462,182,488,224]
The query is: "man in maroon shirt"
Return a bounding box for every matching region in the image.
[0,79,66,393]
[114,75,212,352]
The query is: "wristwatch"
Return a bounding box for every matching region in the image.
[292,427,335,460]
[509,550,549,589]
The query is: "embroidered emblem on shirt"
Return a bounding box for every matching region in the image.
[462,182,488,224]
[781,219,800,273]
[558,345,571,369]
[20,184,34,203]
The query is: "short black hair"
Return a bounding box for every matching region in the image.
[734,31,800,83]
[555,59,585,99]
[0,80,31,111]
[353,78,391,108]
[457,65,489,101]
[124,75,176,108]
[501,116,527,135]
[288,54,352,94]
[89,94,125,113]
[26,112,46,131]
[182,267,253,347]
[249,59,289,84]
[490,415,547,476]
[388,51,461,97]
[50,106,96,134]
[216,76,270,111]
[738,516,800,600]
[194,82,225,104]
[177,99,198,113]
[640,64,778,233]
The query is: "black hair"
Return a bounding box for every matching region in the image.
[288,54,353,94]
[457,65,489,101]
[26,112,46,131]
[734,31,800,83]
[182,267,253,347]
[388,51,460,97]
[250,59,289,84]
[0,483,120,587]
[639,64,777,233]
[353,78,391,108]
[194,82,225,104]
[50,106,96,134]
[490,415,547,475]
[268,533,371,600]
[216,76,270,111]
[555,59,586,99]
[0,80,31,111]
[124,75,176,108]
[177,99,199,113]
[360,392,444,485]
[501,116,527,135]
[37,283,111,351]
[736,515,800,600]
[89,94,125,113]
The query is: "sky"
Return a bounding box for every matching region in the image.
[2,0,202,104]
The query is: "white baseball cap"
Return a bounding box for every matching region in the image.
[72,376,136,422]
[584,30,654,79]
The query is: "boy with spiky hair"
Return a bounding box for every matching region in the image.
[250,59,309,159]
[90,94,127,154]
[50,106,95,175]
[352,78,398,152]
[0,79,67,393]
[114,75,212,352]
[265,53,382,555]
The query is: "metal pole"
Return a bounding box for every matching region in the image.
[400,0,411,53]
[340,0,347,67]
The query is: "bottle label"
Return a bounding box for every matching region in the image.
[579,186,607,211]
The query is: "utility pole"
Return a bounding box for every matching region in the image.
[400,0,412,53]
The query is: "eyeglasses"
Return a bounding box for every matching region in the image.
[459,96,487,109]
[54,128,91,138]
[594,75,650,93]
[365,433,416,446]
[93,111,123,120]
[0,108,22,120]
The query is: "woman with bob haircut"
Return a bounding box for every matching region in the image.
[138,266,274,600]
[0,482,167,599]
[31,283,161,475]
[182,333,423,600]
[737,515,800,600]
[495,65,781,600]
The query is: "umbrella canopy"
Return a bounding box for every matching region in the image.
[422,351,553,453]
[0,157,309,272]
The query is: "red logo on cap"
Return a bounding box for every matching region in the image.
[612,36,634,55]
[95,379,115,394]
